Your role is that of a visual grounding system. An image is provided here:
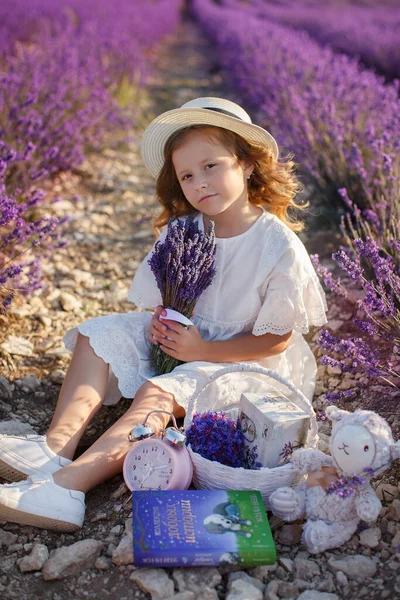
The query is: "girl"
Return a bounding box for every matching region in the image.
[0,97,327,531]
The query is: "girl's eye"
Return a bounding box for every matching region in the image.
[181,174,191,181]
[364,445,369,452]
[205,163,216,170]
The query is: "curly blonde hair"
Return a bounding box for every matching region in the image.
[153,125,306,233]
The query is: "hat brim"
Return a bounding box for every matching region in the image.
[140,107,279,179]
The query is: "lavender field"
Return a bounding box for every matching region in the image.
[193,0,400,403]
[0,2,399,597]
[1,0,182,310]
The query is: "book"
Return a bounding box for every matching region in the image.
[132,489,276,567]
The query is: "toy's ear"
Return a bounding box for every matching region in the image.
[390,441,400,461]
[325,406,350,422]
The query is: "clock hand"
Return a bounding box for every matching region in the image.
[152,464,170,471]
[139,467,155,486]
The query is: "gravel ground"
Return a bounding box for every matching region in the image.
[0,17,399,600]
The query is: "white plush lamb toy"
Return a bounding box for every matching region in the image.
[270,406,400,554]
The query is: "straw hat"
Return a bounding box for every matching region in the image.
[140,97,279,178]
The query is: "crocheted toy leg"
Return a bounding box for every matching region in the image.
[302,519,358,554]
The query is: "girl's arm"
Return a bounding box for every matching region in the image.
[202,331,292,362]
[156,321,291,363]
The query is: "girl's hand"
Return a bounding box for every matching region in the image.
[148,305,167,345]
[157,320,208,362]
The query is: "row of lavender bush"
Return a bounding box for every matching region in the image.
[192,0,400,253]
[0,0,183,311]
[225,0,400,81]
[192,0,399,394]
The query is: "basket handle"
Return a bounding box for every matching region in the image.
[184,363,318,448]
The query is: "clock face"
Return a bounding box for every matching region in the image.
[123,438,176,491]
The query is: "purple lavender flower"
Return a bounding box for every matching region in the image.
[186,411,245,468]
[279,441,301,461]
[326,474,366,498]
[148,217,217,374]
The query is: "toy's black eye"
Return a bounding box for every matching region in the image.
[364,445,369,452]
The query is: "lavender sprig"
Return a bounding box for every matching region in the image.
[325,467,375,498]
[279,441,301,461]
[148,217,217,374]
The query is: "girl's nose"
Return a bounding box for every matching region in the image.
[195,179,208,191]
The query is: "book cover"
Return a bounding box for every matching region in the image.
[132,489,276,567]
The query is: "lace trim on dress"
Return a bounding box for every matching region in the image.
[252,277,328,337]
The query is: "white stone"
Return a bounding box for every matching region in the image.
[173,567,221,593]
[94,556,111,570]
[42,539,103,580]
[226,579,263,600]
[71,269,95,286]
[0,530,18,547]
[130,568,174,600]
[279,557,294,573]
[326,319,343,332]
[166,594,195,600]
[49,369,66,385]
[264,580,279,600]
[228,572,264,592]
[335,571,348,586]
[195,589,219,600]
[38,315,52,327]
[110,524,122,535]
[18,544,49,572]
[297,592,339,600]
[278,581,300,598]
[248,564,277,582]
[391,529,400,548]
[327,555,377,580]
[110,482,129,500]
[294,557,321,580]
[21,375,41,392]
[111,534,133,565]
[44,346,71,358]
[389,499,400,521]
[359,527,381,548]
[1,336,34,356]
[0,376,13,400]
[59,291,82,312]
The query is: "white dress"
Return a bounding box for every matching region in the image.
[63,210,328,410]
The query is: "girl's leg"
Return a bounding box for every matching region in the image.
[53,381,184,493]
[46,333,109,460]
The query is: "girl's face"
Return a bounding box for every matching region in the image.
[171,129,253,217]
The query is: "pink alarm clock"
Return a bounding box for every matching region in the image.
[123,410,193,492]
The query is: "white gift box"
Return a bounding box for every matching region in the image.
[239,391,310,469]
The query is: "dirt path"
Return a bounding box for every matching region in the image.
[0,16,399,600]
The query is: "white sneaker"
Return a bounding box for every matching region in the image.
[0,434,72,481]
[0,474,85,532]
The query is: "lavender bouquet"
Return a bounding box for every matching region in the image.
[185,411,262,470]
[148,216,217,374]
[185,411,245,468]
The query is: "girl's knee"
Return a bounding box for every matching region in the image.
[134,382,185,417]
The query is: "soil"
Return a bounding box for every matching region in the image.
[0,16,399,600]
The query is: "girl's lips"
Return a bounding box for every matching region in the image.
[199,194,216,203]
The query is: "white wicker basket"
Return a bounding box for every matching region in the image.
[183,364,318,509]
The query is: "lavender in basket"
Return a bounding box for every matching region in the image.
[185,411,262,470]
[148,216,216,374]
